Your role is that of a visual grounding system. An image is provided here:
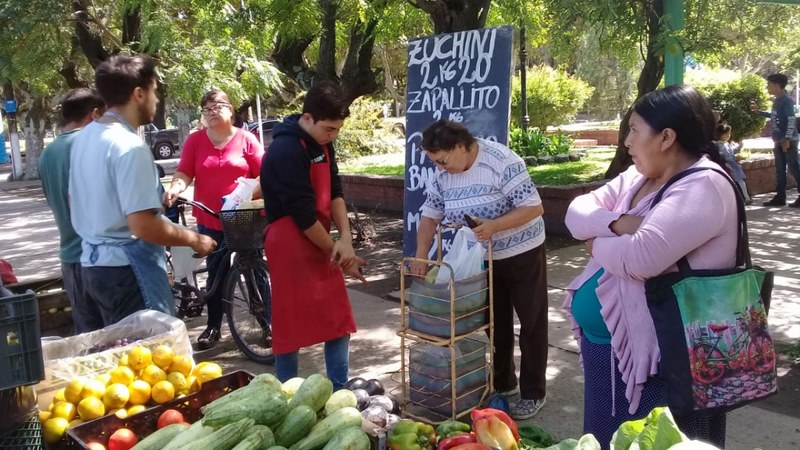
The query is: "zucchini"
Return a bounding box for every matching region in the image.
[266,447,289,450]
[231,424,275,450]
[162,421,215,450]
[321,426,370,450]
[131,423,188,450]
[288,407,362,450]
[202,374,281,414]
[274,405,316,447]
[203,389,288,428]
[175,418,254,450]
[287,374,333,413]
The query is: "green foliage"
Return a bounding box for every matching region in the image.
[510,127,573,159]
[511,65,594,130]
[336,96,401,162]
[690,70,769,141]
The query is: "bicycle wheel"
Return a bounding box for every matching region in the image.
[690,343,725,384]
[224,253,273,364]
[748,334,776,374]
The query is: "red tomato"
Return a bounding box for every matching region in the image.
[86,443,106,450]
[157,409,185,429]
[108,428,138,450]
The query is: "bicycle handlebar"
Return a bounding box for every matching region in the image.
[175,196,220,219]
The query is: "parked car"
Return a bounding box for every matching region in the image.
[144,123,181,160]
[246,119,281,147]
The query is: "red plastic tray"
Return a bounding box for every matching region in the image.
[65,370,254,449]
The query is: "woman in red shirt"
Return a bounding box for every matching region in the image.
[165,90,264,349]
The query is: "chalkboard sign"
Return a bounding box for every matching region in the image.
[403,26,514,257]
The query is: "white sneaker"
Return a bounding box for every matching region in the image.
[510,397,546,420]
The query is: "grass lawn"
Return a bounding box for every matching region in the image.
[340,146,617,186]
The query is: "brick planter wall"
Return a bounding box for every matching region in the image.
[571,129,619,146]
[741,156,796,195]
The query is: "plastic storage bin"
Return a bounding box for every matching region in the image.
[406,272,487,338]
[0,292,44,390]
[0,415,42,450]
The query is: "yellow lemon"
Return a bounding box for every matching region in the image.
[43,417,70,444]
[103,383,130,410]
[168,355,193,377]
[184,375,201,394]
[51,401,77,421]
[64,379,85,404]
[126,404,147,416]
[77,396,105,421]
[39,410,52,422]
[109,366,136,386]
[152,345,175,369]
[190,361,210,378]
[94,373,111,387]
[118,354,129,367]
[196,362,222,384]
[67,419,84,429]
[81,379,106,399]
[151,380,175,404]
[166,372,188,392]
[47,402,55,413]
[139,365,167,386]
[53,388,67,403]
[111,408,128,419]
[127,380,151,405]
[127,346,152,371]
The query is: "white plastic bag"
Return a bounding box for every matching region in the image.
[221,177,259,211]
[435,227,486,283]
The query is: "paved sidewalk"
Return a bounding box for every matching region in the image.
[1,164,798,448]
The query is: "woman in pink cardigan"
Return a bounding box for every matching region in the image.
[564,85,738,449]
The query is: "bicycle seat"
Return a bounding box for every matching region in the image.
[708,323,729,333]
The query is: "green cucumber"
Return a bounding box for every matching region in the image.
[252,424,276,449]
[131,423,189,450]
[162,421,215,450]
[266,447,289,450]
[231,424,275,450]
[175,418,254,450]
[202,374,282,414]
[288,407,362,450]
[202,389,288,428]
[274,405,317,447]
[321,426,370,450]
[287,374,333,413]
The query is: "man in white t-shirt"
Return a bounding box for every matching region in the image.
[69,55,215,329]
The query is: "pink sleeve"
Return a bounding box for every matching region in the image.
[592,174,733,280]
[242,131,264,178]
[564,172,626,240]
[176,133,198,179]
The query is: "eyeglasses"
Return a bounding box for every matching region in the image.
[427,150,453,166]
[201,104,230,115]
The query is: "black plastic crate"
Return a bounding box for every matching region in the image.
[0,415,42,450]
[220,209,266,251]
[0,292,44,390]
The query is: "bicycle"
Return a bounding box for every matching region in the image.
[689,306,774,384]
[167,197,274,364]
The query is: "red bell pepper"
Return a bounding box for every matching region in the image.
[450,444,493,450]
[470,408,520,441]
[437,433,477,450]
[474,417,519,450]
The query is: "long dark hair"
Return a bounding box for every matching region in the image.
[632,85,725,168]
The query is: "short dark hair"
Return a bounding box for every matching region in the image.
[95,55,157,107]
[767,73,789,89]
[633,84,725,167]
[302,80,350,121]
[421,120,477,153]
[200,89,232,108]
[61,88,104,124]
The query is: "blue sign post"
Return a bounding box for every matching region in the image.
[402,26,514,257]
[4,100,16,114]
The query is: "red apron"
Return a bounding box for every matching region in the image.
[265,144,357,354]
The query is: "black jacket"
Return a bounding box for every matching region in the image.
[260,114,344,230]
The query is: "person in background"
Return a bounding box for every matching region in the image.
[39,88,106,332]
[564,85,736,449]
[751,73,800,206]
[261,81,367,390]
[409,119,548,420]
[164,89,264,349]
[69,55,215,328]
[715,122,751,205]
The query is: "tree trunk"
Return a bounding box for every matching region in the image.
[21,96,48,180]
[411,0,491,33]
[604,0,665,179]
[176,107,191,148]
[340,18,381,105]
[122,5,142,51]
[317,0,338,82]
[377,45,406,111]
[272,34,316,89]
[72,0,109,68]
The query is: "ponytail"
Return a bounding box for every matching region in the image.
[703,141,727,170]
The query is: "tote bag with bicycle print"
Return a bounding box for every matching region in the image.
[644,167,777,417]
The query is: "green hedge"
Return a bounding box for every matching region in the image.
[693,73,769,141]
[511,65,594,130]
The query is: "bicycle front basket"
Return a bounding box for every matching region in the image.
[219,208,267,251]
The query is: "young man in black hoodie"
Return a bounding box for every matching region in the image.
[261,81,367,389]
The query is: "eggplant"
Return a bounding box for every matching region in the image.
[368,395,394,412]
[344,377,368,391]
[364,378,385,396]
[352,388,371,410]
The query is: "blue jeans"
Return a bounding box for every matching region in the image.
[275,335,350,390]
[197,224,227,329]
[772,140,800,199]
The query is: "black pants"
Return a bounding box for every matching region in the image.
[82,265,146,327]
[198,225,227,329]
[491,244,549,400]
